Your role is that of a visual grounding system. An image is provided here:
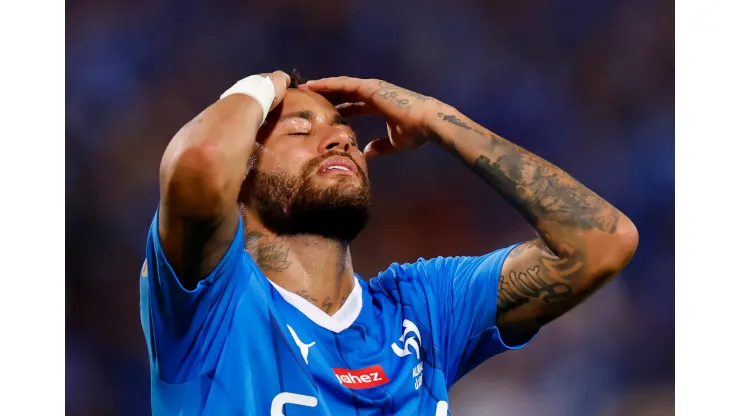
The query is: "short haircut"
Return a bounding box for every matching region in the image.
[288,69,304,88]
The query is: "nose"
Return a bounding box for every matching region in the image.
[318,128,354,154]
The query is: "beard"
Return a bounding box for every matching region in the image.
[244,153,372,242]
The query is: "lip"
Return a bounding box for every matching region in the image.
[318,156,358,175]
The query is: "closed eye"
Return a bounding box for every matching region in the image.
[288,132,311,136]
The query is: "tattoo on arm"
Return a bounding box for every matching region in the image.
[435,111,621,235]
[431,110,632,330]
[473,154,620,233]
[496,237,589,327]
[437,113,489,137]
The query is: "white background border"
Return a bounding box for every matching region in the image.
[0,0,65,413]
[0,0,734,414]
[675,0,739,414]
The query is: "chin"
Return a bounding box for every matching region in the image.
[312,175,367,192]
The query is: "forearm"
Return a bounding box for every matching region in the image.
[428,106,637,266]
[161,95,263,214]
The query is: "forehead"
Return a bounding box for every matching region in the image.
[273,89,337,119]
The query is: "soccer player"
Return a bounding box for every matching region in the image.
[140,71,638,415]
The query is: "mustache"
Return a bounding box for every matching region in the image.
[300,151,366,179]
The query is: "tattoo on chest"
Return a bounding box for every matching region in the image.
[295,290,318,303]
[321,297,334,313]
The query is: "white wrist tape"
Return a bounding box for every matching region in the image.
[220,75,276,124]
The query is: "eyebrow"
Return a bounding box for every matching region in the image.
[278,111,348,127]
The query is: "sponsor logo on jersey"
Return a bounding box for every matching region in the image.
[391,319,421,360]
[391,319,424,389]
[332,365,390,389]
[286,324,315,365]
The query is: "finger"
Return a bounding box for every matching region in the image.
[363,138,400,159]
[268,71,291,111]
[318,91,356,106]
[302,77,372,102]
[307,77,419,120]
[298,83,354,106]
[335,102,379,118]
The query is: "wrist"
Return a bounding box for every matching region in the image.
[219,94,268,126]
[424,104,459,141]
[220,75,276,124]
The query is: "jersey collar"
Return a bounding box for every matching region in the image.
[267,276,363,333]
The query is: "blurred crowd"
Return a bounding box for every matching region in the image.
[66,0,674,414]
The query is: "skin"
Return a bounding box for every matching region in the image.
[302,77,638,339]
[158,72,639,340]
[159,71,364,314]
[240,90,368,311]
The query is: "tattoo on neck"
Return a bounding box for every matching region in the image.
[245,230,292,272]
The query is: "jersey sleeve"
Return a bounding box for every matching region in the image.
[380,245,538,388]
[433,245,539,386]
[139,208,251,384]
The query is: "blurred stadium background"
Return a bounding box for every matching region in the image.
[66,0,674,414]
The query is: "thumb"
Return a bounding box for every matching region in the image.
[363,138,399,159]
[268,71,291,111]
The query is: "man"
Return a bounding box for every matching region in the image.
[140,71,638,415]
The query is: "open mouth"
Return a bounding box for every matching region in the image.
[318,156,358,175]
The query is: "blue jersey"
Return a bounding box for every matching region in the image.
[140,211,535,415]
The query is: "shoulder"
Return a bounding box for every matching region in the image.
[366,257,449,306]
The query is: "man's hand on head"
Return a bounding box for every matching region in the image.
[262,71,292,112]
[300,77,448,159]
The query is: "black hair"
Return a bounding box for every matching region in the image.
[288,69,304,88]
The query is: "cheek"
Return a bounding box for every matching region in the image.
[350,150,369,176]
[257,145,312,178]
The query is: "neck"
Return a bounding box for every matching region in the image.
[244,220,355,316]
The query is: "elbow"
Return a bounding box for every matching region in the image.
[594,216,639,277]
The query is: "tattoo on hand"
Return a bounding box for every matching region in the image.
[374,81,433,109]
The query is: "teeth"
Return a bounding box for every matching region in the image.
[327,165,350,171]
